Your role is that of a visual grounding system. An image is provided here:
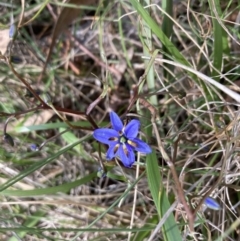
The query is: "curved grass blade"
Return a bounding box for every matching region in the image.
[129,0,190,66]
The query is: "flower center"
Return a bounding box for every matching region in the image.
[119,135,127,144]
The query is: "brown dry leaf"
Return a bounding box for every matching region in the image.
[0,28,10,56]
[6,110,54,133]
[42,0,99,75]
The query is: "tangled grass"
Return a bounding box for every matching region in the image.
[0,0,240,240]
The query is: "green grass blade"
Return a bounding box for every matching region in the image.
[70,172,149,240]
[146,152,160,211]
[0,137,89,192]
[208,0,223,80]
[139,0,158,107]
[161,0,174,78]
[2,172,97,196]
[8,210,45,241]
[146,152,182,240]
[59,127,90,158]
[129,0,190,66]
[131,214,159,241]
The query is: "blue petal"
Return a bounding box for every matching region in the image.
[106,143,118,159]
[116,145,135,168]
[30,144,39,151]
[204,197,221,210]
[129,138,152,153]
[110,111,123,132]
[93,128,119,144]
[124,119,140,138]
[9,23,16,38]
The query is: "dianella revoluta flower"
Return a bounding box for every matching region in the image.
[204,197,221,211]
[93,111,152,168]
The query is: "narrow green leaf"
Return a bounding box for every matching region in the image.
[129,0,190,66]
[132,214,158,241]
[160,189,182,241]
[59,127,90,159]
[0,137,89,192]
[162,0,174,78]
[146,152,182,240]
[2,172,97,197]
[14,121,92,133]
[8,210,45,241]
[146,151,160,212]
[208,0,222,80]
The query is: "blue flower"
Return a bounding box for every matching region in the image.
[30,144,39,151]
[204,197,221,210]
[93,111,152,168]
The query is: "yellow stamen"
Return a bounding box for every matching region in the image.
[127,140,137,148]
[114,144,120,154]
[123,145,129,156]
